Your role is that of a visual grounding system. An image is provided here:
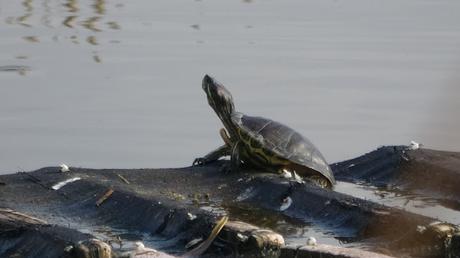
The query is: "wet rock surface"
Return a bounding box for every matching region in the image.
[1,146,460,257]
[334,146,460,213]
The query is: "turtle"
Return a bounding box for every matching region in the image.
[193,75,335,188]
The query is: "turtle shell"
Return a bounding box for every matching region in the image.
[231,112,336,186]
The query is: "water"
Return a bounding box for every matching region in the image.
[1,0,460,175]
[335,181,460,225]
[225,203,345,247]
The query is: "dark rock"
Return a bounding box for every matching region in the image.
[1,146,460,257]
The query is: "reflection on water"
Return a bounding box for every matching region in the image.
[2,0,120,64]
[18,14,32,27]
[23,0,33,12]
[335,182,460,225]
[87,35,97,45]
[30,208,178,254]
[93,0,105,15]
[40,0,52,28]
[225,204,342,246]
[0,0,459,177]
[62,15,76,28]
[107,21,120,30]
[93,52,101,63]
[81,16,102,32]
[1,0,459,171]
[64,0,78,13]
[23,35,39,43]
[0,65,30,75]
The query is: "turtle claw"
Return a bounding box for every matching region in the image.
[193,158,206,166]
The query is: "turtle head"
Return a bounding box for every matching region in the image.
[202,74,235,119]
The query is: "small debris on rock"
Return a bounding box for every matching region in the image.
[60,164,70,172]
[409,140,422,150]
[429,221,442,226]
[182,216,228,257]
[281,169,292,179]
[116,174,130,184]
[75,238,112,258]
[306,236,317,246]
[187,212,197,221]
[133,241,158,255]
[63,245,74,252]
[236,233,248,242]
[51,177,81,190]
[428,221,458,234]
[280,196,292,211]
[185,237,203,249]
[374,190,389,198]
[0,208,48,224]
[96,189,114,207]
[416,225,427,233]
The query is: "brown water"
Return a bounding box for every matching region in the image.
[1,0,460,174]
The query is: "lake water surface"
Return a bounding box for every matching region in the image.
[1,0,459,175]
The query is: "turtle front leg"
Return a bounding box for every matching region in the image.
[230,141,242,173]
[193,145,230,166]
[218,140,243,173]
[219,128,232,146]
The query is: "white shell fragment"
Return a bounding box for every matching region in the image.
[281,169,292,179]
[416,225,427,233]
[134,241,157,252]
[236,233,249,242]
[409,140,422,150]
[187,212,197,221]
[51,177,81,190]
[279,196,292,211]
[428,221,456,234]
[306,236,317,246]
[60,164,70,172]
[63,245,74,252]
[185,238,203,249]
[118,241,162,258]
[130,242,158,257]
